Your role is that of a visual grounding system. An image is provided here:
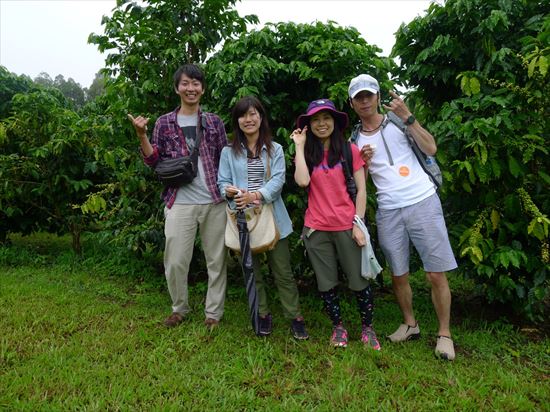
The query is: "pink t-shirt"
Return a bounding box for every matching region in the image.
[304,144,365,231]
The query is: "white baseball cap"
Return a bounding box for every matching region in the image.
[348,74,380,99]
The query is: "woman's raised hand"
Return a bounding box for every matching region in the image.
[290,126,308,147]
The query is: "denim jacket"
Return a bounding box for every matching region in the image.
[217,142,293,239]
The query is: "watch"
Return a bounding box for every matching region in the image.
[405,114,416,125]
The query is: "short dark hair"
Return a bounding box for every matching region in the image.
[173,64,205,89]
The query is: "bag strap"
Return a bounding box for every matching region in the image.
[379,115,395,166]
[385,111,441,189]
[188,113,205,165]
[341,141,353,179]
[384,111,425,161]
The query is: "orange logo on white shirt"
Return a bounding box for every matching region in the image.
[399,166,410,176]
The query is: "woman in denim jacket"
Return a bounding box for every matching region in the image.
[218,96,308,340]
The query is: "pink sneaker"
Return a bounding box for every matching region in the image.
[331,324,348,348]
[362,327,381,351]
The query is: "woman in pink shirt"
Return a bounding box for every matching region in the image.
[292,99,380,350]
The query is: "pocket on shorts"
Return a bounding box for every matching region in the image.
[415,194,444,221]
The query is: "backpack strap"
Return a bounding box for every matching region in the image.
[386,111,442,189]
[341,142,357,204]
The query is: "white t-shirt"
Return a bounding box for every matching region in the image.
[356,122,435,210]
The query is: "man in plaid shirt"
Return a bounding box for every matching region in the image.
[129,64,228,329]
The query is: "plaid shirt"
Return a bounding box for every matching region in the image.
[143,106,228,208]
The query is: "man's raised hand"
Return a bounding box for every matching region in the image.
[382,90,412,122]
[127,114,149,138]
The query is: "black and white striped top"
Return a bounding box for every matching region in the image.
[247,156,264,192]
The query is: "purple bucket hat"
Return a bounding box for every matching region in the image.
[296,99,349,130]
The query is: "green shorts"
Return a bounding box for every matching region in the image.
[302,227,370,292]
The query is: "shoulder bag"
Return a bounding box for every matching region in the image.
[154,114,206,187]
[224,153,280,254]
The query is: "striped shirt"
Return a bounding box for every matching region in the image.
[247,156,264,192]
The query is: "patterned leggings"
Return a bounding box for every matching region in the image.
[320,285,374,328]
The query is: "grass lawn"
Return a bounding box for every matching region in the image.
[0,234,548,411]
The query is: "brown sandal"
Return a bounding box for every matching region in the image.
[164,312,184,327]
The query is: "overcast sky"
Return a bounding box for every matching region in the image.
[0,0,435,88]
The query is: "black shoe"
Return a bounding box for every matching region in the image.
[291,318,309,340]
[259,314,272,336]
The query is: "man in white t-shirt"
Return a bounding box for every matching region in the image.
[348,74,458,360]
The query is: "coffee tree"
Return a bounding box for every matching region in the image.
[393,0,549,318]
[81,0,256,255]
[0,86,100,252]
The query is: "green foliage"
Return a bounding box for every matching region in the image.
[88,0,257,116]
[0,87,102,251]
[33,72,87,109]
[393,0,549,109]
[52,74,86,108]
[394,0,550,319]
[86,71,108,101]
[207,21,394,126]
[0,66,33,119]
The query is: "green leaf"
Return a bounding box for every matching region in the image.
[104,151,116,169]
[538,171,550,186]
[460,75,470,96]
[538,55,548,76]
[490,209,500,230]
[528,56,537,78]
[507,156,521,178]
[527,219,545,241]
[469,77,480,95]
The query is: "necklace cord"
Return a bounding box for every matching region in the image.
[361,117,385,133]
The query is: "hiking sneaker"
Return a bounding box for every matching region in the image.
[291,318,309,340]
[361,327,381,351]
[164,312,184,328]
[259,314,273,336]
[435,335,455,361]
[387,323,421,343]
[330,324,348,348]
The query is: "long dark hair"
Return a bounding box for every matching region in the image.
[304,112,344,171]
[231,96,273,157]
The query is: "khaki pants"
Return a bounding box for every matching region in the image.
[164,203,227,320]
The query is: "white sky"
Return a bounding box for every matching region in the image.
[0,0,435,88]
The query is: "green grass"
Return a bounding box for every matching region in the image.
[1,234,549,411]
